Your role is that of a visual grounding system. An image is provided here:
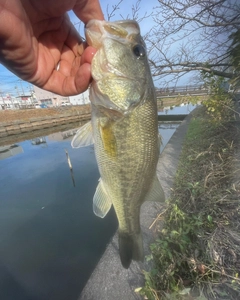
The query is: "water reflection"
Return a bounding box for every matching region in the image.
[0,144,23,160]
[0,121,180,300]
[158,102,198,115]
[0,121,84,148]
[31,137,46,146]
[48,129,78,142]
[65,149,75,187]
[0,136,117,300]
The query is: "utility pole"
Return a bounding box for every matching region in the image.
[28,84,34,105]
[15,86,20,97]
[9,93,14,108]
[18,79,24,95]
[0,88,5,109]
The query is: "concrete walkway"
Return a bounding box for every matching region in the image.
[78,111,194,300]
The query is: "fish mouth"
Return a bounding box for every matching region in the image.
[85,20,146,114]
[90,39,138,84]
[85,20,140,80]
[85,20,140,49]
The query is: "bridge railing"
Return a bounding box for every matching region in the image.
[156,85,208,96]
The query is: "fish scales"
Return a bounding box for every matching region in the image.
[72,19,165,268]
[93,91,158,231]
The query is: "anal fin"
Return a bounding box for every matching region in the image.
[93,179,112,218]
[145,175,165,203]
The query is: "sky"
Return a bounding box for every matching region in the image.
[0,0,161,97]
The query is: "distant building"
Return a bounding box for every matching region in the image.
[0,92,39,110]
[0,94,17,110]
[16,95,34,104]
[0,93,39,110]
[33,86,70,107]
[69,89,90,105]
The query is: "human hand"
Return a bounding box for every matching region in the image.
[0,0,104,96]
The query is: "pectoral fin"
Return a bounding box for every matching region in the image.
[71,121,94,148]
[93,179,112,218]
[145,175,165,203]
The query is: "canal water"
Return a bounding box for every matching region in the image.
[158,102,197,116]
[0,104,197,300]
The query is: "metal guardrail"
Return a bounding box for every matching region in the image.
[156,85,209,98]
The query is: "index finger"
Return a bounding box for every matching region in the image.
[73,0,104,24]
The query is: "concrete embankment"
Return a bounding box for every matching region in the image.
[0,108,91,146]
[0,111,91,136]
[77,110,197,300]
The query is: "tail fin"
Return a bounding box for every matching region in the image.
[118,231,144,269]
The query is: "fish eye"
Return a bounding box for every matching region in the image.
[132,44,146,59]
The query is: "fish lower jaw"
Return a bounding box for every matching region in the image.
[92,53,126,80]
[95,63,126,80]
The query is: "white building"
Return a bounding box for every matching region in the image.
[0,86,91,109]
[0,93,38,110]
[69,89,90,105]
[0,94,18,110]
[33,86,70,107]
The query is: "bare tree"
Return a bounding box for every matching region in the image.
[229,29,240,87]
[106,0,152,23]
[106,0,125,21]
[146,0,240,85]
[74,0,239,86]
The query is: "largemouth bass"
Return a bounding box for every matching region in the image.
[72,20,165,269]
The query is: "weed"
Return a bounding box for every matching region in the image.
[201,74,235,123]
[139,105,240,299]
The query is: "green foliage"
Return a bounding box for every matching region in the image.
[139,199,208,299]
[139,111,240,299]
[201,73,234,122]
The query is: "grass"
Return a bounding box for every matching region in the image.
[138,102,240,299]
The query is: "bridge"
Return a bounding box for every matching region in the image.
[156,85,208,98]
